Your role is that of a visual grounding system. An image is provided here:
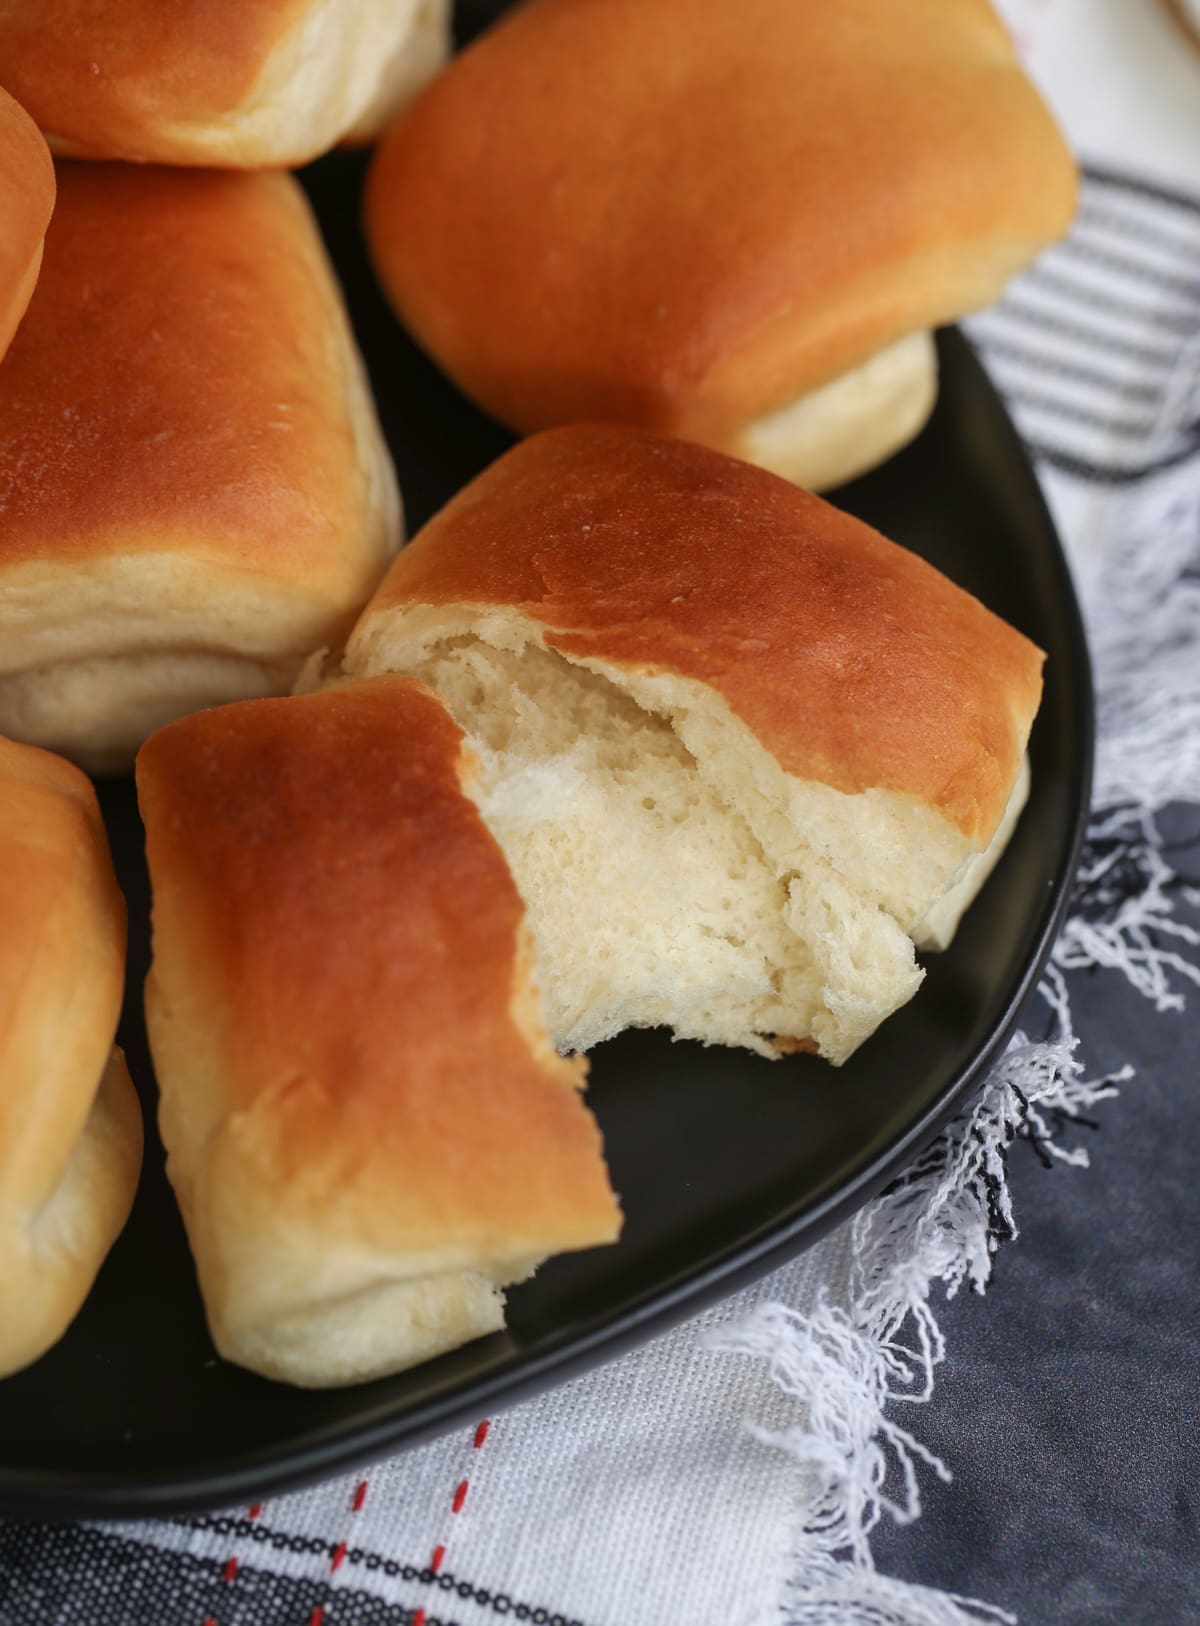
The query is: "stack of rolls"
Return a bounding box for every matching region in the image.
[0,0,457,771]
[135,425,1045,1385]
[0,0,1076,1390]
[0,1,442,1368]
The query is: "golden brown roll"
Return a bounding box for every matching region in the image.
[0,734,141,1379]
[340,425,1044,1064]
[0,0,451,167]
[0,84,53,362]
[0,163,401,773]
[137,677,621,1388]
[364,0,1077,489]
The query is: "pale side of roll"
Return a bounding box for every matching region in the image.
[0,735,141,1378]
[0,0,451,167]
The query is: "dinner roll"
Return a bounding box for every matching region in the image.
[0,85,53,364]
[340,426,1044,1065]
[0,0,450,167]
[364,0,1076,489]
[0,734,141,1379]
[0,163,401,774]
[137,678,621,1388]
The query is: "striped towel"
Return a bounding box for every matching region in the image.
[973,165,1200,487]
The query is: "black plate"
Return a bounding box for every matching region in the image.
[0,151,1092,1520]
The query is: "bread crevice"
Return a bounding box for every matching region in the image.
[402,632,924,1064]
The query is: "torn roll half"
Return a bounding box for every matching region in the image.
[136,678,621,1388]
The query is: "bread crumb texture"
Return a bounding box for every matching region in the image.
[404,632,923,1066]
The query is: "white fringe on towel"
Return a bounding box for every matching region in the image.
[707,1042,1109,1626]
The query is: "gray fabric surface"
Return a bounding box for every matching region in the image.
[875,813,1200,1624]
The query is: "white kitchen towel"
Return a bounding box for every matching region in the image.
[3,4,1198,1624]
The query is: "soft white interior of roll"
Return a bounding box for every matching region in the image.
[401,631,926,1065]
[739,329,938,491]
[0,651,290,775]
[609,666,979,936]
[911,755,1031,951]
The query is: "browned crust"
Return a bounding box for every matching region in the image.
[0,162,387,614]
[0,2,309,157]
[364,0,1077,448]
[136,678,620,1253]
[0,86,54,361]
[354,426,1044,843]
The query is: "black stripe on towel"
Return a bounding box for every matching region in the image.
[1003,387,1169,441]
[0,1522,453,1626]
[979,298,1182,371]
[977,337,1163,407]
[1028,441,1200,486]
[1020,262,1199,339]
[1052,235,1200,305]
[1082,162,1200,219]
